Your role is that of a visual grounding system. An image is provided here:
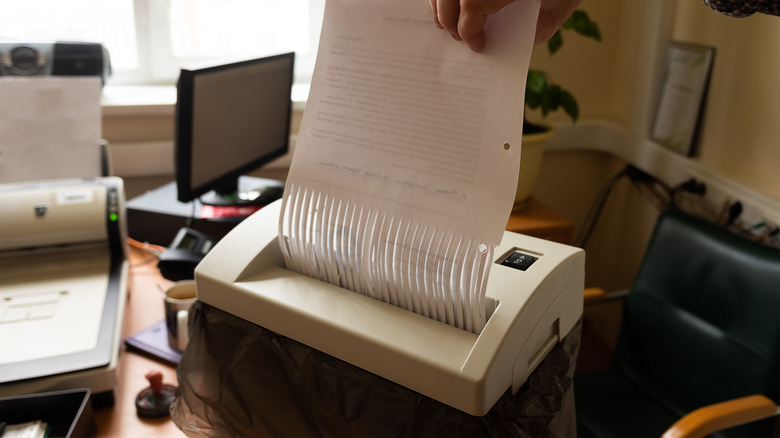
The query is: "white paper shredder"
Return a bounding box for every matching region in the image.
[195,200,584,416]
[0,178,128,404]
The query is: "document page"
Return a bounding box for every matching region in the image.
[280,0,539,333]
[0,77,103,184]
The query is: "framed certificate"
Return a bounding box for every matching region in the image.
[650,42,715,156]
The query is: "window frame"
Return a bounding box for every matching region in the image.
[107,0,324,86]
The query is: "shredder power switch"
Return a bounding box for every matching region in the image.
[500,251,538,271]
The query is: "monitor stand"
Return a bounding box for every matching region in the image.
[126,176,284,246]
[199,183,285,208]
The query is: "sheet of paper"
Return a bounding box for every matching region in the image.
[0,77,103,184]
[289,0,538,245]
[280,0,539,333]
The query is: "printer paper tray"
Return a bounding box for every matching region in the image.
[0,244,127,386]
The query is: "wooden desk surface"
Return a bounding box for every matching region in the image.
[93,246,184,437]
[506,198,573,244]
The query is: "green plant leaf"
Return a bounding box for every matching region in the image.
[559,90,579,122]
[547,30,563,55]
[539,85,551,116]
[525,71,550,112]
[526,92,540,109]
[549,85,562,111]
[526,70,547,94]
[564,10,601,42]
[524,9,597,124]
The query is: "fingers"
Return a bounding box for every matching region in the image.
[429,0,443,28]
[457,12,488,52]
[436,0,463,41]
[432,0,515,52]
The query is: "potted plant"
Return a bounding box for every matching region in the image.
[514,10,601,211]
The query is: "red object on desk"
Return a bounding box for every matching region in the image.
[145,371,163,394]
[199,204,262,219]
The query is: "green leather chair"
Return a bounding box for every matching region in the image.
[575,210,780,438]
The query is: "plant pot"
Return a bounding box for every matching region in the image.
[513,127,553,212]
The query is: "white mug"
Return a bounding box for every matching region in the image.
[163,280,197,351]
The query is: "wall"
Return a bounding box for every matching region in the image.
[105,0,778,291]
[671,3,780,201]
[526,0,780,291]
[526,0,662,290]
[526,0,623,124]
[529,0,780,206]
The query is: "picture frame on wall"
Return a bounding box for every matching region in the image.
[650,42,715,156]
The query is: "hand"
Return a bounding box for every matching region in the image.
[429,0,514,52]
[429,0,584,52]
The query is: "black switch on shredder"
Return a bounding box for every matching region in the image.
[501,251,539,271]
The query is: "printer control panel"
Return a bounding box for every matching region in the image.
[499,251,539,271]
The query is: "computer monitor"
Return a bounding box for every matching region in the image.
[174,52,294,206]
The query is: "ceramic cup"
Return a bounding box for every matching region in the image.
[164,280,197,351]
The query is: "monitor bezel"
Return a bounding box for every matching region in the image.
[174,52,295,204]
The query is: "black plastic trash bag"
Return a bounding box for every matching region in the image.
[171,301,581,437]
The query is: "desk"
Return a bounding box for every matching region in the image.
[506,198,573,244]
[95,201,573,436]
[93,246,184,437]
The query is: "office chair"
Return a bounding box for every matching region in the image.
[575,210,780,438]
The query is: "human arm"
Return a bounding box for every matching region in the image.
[701,0,780,17]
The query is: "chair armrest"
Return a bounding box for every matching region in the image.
[662,394,779,438]
[583,287,606,304]
[583,287,630,305]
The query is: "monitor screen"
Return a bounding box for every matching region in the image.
[174,52,294,205]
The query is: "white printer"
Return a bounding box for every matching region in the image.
[195,200,584,416]
[0,178,128,405]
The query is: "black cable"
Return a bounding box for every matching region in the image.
[726,201,743,226]
[628,176,671,213]
[185,198,199,229]
[574,168,627,248]
[575,164,777,250]
[669,178,706,210]
[575,164,675,248]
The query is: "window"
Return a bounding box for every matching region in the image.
[0,0,324,86]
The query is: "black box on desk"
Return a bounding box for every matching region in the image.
[127,178,281,246]
[126,175,284,246]
[127,181,238,246]
[0,388,95,438]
